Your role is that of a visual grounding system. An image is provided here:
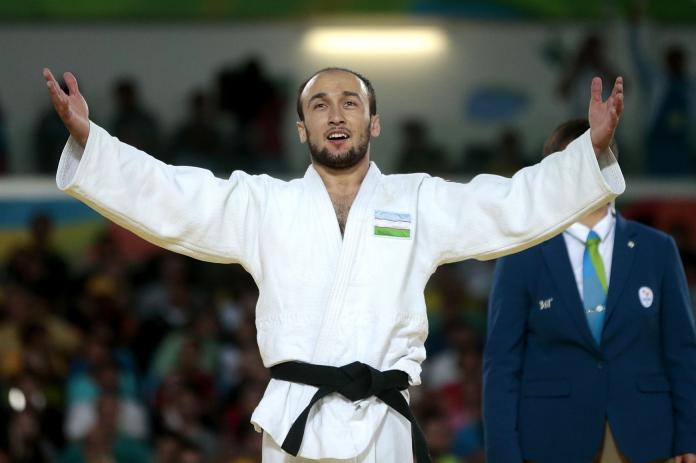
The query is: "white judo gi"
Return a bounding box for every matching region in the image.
[56,122,624,462]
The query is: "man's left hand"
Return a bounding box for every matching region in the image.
[588,76,624,155]
[676,453,696,463]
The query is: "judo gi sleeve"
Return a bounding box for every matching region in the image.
[56,121,268,267]
[416,129,624,266]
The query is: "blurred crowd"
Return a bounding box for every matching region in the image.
[1,205,695,462]
[0,211,504,462]
[0,15,694,178]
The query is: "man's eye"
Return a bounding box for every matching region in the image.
[345,101,356,107]
[313,103,326,110]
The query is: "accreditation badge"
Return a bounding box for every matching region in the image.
[638,286,654,308]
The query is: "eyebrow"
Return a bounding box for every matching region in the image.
[307,91,362,105]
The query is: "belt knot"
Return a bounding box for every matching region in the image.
[336,361,385,401]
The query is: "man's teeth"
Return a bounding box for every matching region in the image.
[328,133,349,140]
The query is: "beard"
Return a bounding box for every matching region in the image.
[308,128,370,170]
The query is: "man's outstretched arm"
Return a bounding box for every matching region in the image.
[417,76,625,266]
[42,68,267,268]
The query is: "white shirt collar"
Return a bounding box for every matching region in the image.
[564,208,615,244]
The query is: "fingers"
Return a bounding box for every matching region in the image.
[590,77,602,103]
[610,76,623,98]
[609,77,624,117]
[43,70,71,120]
[42,67,57,85]
[43,67,67,101]
[63,71,80,96]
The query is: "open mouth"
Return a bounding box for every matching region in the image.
[326,130,351,144]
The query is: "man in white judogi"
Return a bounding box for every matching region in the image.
[43,66,625,462]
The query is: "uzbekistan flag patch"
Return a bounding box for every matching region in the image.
[374,210,411,238]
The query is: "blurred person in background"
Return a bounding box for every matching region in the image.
[216,57,287,174]
[629,7,695,176]
[65,355,148,441]
[485,127,528,177]
[153,381,218,458]
[5,213,70,306]
[59,393,151,463]
[0,94,8,174]
[152,432,185,463]
[167,89,224,172]
[134,254,206,370]
[419,408,459,463]
[111,77,161,156]
[395,117,449,175]
[0,283,79,380]
[146,308,220,400]
[483,119,696,463]
[2,409,54,463]
[558,34,621,118]
[44,64,624,462]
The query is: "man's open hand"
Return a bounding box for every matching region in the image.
[43,68,90,147]
[589,76,624,156]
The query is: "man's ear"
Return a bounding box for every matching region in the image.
[297,121,307,143]
[370,114,381,138]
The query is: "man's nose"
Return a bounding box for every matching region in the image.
[328,107,345,125]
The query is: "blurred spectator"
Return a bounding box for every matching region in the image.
[2,409,54,463]
[111,77,161,156]
[133,254,206,369]
[216,57,287,173]
[0,94,8,174]
[557,34,620,117]
[5,213,69,304]
[148,325,218,409]
[58,394,151,463]
[485,127,527,176]
[629,12,695,176]
[420,408,459,463]
[0,283,80,379]
[168,89,224,172]
[65,351,147,441]
[34,79,70,174]
[395,118,449,174]
[153,382,218,458]
[423,319,481,389]
[0,372,65,450]
[459,128,528,177]
[152,432,184,463]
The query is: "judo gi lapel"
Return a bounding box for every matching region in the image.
[304,162,382,363]
[541,235,601,353]
[602,215,637,329]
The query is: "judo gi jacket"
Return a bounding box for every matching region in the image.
[56,121,625,459]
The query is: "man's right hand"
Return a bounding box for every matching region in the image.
[43,68,90,147]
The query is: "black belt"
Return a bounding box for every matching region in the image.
[270,360,431,463]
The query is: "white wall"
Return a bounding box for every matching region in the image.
[1,18,694,174]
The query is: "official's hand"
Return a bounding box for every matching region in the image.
[42,68,90,147]
[676,453,696,463]
[588,76,624,156]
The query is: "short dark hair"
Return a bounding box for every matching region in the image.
[296,67,377,121]
[543,118,618,158]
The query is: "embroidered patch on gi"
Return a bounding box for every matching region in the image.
[638,286,653,308]
[374,210,411,238]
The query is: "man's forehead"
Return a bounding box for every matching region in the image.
[302,70,368,102]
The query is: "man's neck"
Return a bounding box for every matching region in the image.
[578,204,610,229]
[312,153,371,236]
[312,153,371,196]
